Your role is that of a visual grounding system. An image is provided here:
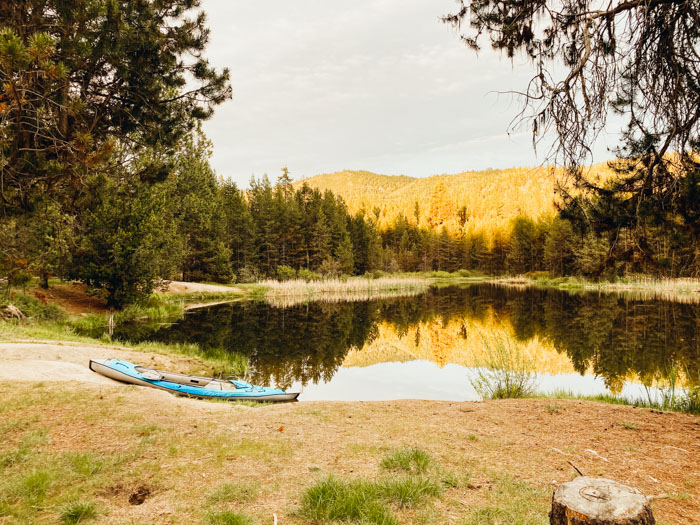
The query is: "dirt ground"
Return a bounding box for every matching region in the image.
[0,342,698,524]
[161,281,244,295]
[27,283,110,315]
[0,341,219,381]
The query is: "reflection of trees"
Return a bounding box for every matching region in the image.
[144,301,379,389]
[113,284,700,390]
[504,286,700,388]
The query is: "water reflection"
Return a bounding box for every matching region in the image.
[108,284,700,397]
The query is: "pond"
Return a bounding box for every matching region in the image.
[105,284,700,402]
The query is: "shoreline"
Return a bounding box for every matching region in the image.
[2,274,699,415]
[0,340,697,524]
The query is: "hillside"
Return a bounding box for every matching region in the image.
[296,165,612,234]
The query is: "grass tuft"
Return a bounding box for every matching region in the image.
[10,470,52,506]
[206,481,260,504]
[377,476,442,507]
[380,448,432,473]
[60,500,97,524]
[300,475,397,525]
[300,474,443,524]
[65,452,104,478]
[469,332,537,399]
[205,510,257,525]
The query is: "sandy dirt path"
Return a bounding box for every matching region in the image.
[0,341,211,387]
[162,281,244,294]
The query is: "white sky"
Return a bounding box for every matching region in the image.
[201,0,617,186]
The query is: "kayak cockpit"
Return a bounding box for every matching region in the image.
[134,366,242,390]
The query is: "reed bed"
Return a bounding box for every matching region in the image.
[262,277,430,307]
[583,276,700,303]
[493,275,700,303]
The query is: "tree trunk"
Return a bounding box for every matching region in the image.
[550,477,655,525]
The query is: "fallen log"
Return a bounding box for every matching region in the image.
[550,476,655,524]
[0,304,25,320]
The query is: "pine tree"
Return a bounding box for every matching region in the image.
[335,233,355,275]
[0,0,230,214]
[507,217,537,274]
[544,218,576,276]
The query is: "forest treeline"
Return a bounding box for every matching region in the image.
[2,0,699,309]
[5,123,698,309]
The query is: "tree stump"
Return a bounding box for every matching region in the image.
[550,477,655,525]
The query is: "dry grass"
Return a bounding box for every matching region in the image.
[583,276,700,303]
[262,277,430,307]
[494,275,700,303]
[0,380,697,524]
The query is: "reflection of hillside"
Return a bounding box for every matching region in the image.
[342,318,578,376]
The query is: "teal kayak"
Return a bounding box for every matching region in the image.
[89,359,299,402]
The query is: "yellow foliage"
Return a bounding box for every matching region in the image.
[342,314,579,376]
[295,164,616,235]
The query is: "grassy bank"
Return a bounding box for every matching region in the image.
[531,389,700,415]
[0,292,249,377]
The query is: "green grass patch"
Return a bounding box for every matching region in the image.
[533,388,700,415]
[300,474,443,524]
[60,500,97,524]
[300,475,398,525]
[461,473,549,525]
[207,481,260,504]
[204,510,257,525]
[380,448,432,473]
[377,476,442,506]
[0,293,67,321]
[64,452,105,478]
[8,469,53,506]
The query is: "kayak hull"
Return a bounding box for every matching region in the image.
[89,359,299,402]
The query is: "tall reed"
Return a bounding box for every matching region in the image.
[263,277,429,307]
[468,331,538,399]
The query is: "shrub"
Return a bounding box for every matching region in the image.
[297,268,321,282]
[318,257,342,278]
[237,265,262,283]
[276,265,297,281]
[469,333,537,399]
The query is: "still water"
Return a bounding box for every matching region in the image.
[108,284,699,401]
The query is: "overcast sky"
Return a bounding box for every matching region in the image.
[201,0,616,186]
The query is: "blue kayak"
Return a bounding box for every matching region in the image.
[89,359,299,402]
